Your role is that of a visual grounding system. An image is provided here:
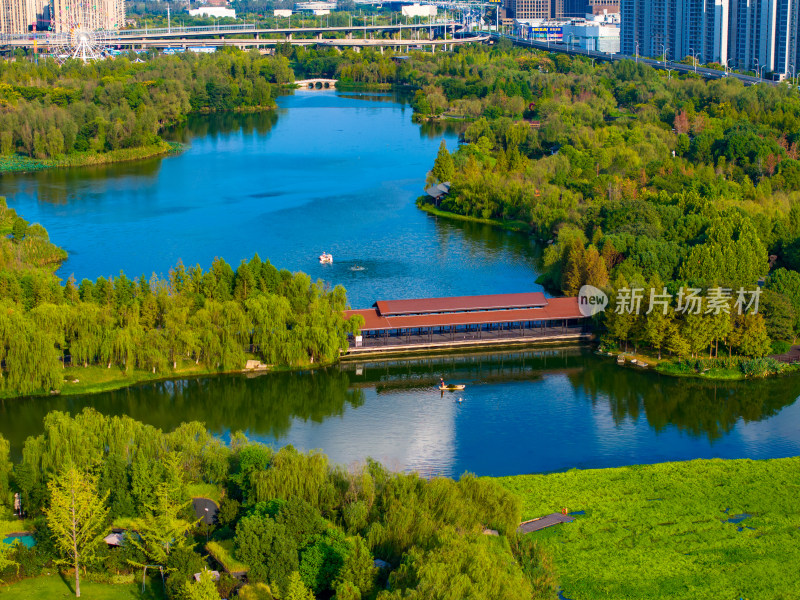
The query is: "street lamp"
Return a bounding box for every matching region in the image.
[659,43,669,65]
[689,47,700,72]
[725,58,733,76]
[204,508,209,542]
[759,65,767,81]
[635,41,639,63]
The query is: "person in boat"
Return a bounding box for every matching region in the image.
[440,377,446,388]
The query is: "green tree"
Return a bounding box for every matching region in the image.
[732,313,772,357]
[181,569,222,600]
[127,483,196,570]
[238,583,275,600]
[11,218,27,242]
[45,468,110,598]
[429,140,455,185]
[0,435,11,506]
[284,571,315,600]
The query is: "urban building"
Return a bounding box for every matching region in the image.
[505,0,551,19]
[729,0,799,74]
[589,0,621,15]
[188,6,236,18]
[562,18,621,51]
[0,0,33,34]
[401,3,438,18]
[48,0,125,31]
[621,0,729,64]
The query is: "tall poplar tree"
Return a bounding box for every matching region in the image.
[45,468,110,597]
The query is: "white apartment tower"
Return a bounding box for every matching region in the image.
[730,0,800,73]
[621,0,730,64]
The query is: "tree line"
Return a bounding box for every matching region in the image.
[0,409,557,599]
[0,50,291,160]
[0,199,361,396]
[408,45,800,367]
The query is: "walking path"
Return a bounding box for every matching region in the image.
[517,513,575,534]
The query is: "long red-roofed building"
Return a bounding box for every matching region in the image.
[343,292,590,354]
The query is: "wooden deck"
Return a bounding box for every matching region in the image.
[344,328,592,358]
[517,513,575,534]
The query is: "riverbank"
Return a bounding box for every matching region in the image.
[497,456,800,600]
[0,141,182,175]
[0,354,336,401]
[416,199,532,233]
[418,202,800,381]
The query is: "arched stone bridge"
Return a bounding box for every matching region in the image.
[294,78,338,90]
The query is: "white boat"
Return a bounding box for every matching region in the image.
[319,252,333,264]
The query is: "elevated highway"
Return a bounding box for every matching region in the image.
[490,32,781,87]
[0,21,465,49]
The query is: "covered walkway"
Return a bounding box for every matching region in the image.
[344,292,591,355]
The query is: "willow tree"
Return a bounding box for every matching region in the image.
[45,468,110,598]
[0,435,11,506]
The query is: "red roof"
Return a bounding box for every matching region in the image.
[344,297,584,331]
[374,292,547,317]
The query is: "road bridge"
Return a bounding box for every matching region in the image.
[0,21,463,49]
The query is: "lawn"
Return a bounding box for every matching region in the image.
[497,457,800,600]
[0,521,33,538]
[206,539,248,574]
[0,575,165,599]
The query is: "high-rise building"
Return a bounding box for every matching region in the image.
[48,0,125,32]
[621,0,729,63]
[505,0,551,19]
[0,0,34,34]
[589,0,621,14]
[730,0,799,74]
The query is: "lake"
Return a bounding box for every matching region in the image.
[1,90,799,476]
[0,90,540,309]
[1,347,799,477]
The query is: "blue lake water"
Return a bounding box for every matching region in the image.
[0,91,540,309]
[1,91,799,477]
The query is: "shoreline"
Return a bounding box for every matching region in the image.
[0,356,336,402]
[0,103,277,175]
[416,199,533,234]
[419,201,800,382]
[0,140,183,175]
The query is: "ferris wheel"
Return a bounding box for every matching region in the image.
[45,1,116,63]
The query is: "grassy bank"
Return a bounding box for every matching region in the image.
[0,141,182,174]
[497,457,800,600]
[0,354,337,401]
[0,575,165,599]
[0,360,235,400]
[416,199,531,233]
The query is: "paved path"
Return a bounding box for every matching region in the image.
[517,513,575,534]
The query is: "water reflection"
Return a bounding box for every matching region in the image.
[168,110,279,144]
[2,348,798,476]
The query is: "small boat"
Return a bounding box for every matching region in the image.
[319,252,333,264]
[350,265,365,271]
[439,384,466,391]
[616,355,625,365]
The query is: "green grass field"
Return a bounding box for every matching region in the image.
[498,457,800,600]
[206,539,248,574]
[0,575,165,599]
